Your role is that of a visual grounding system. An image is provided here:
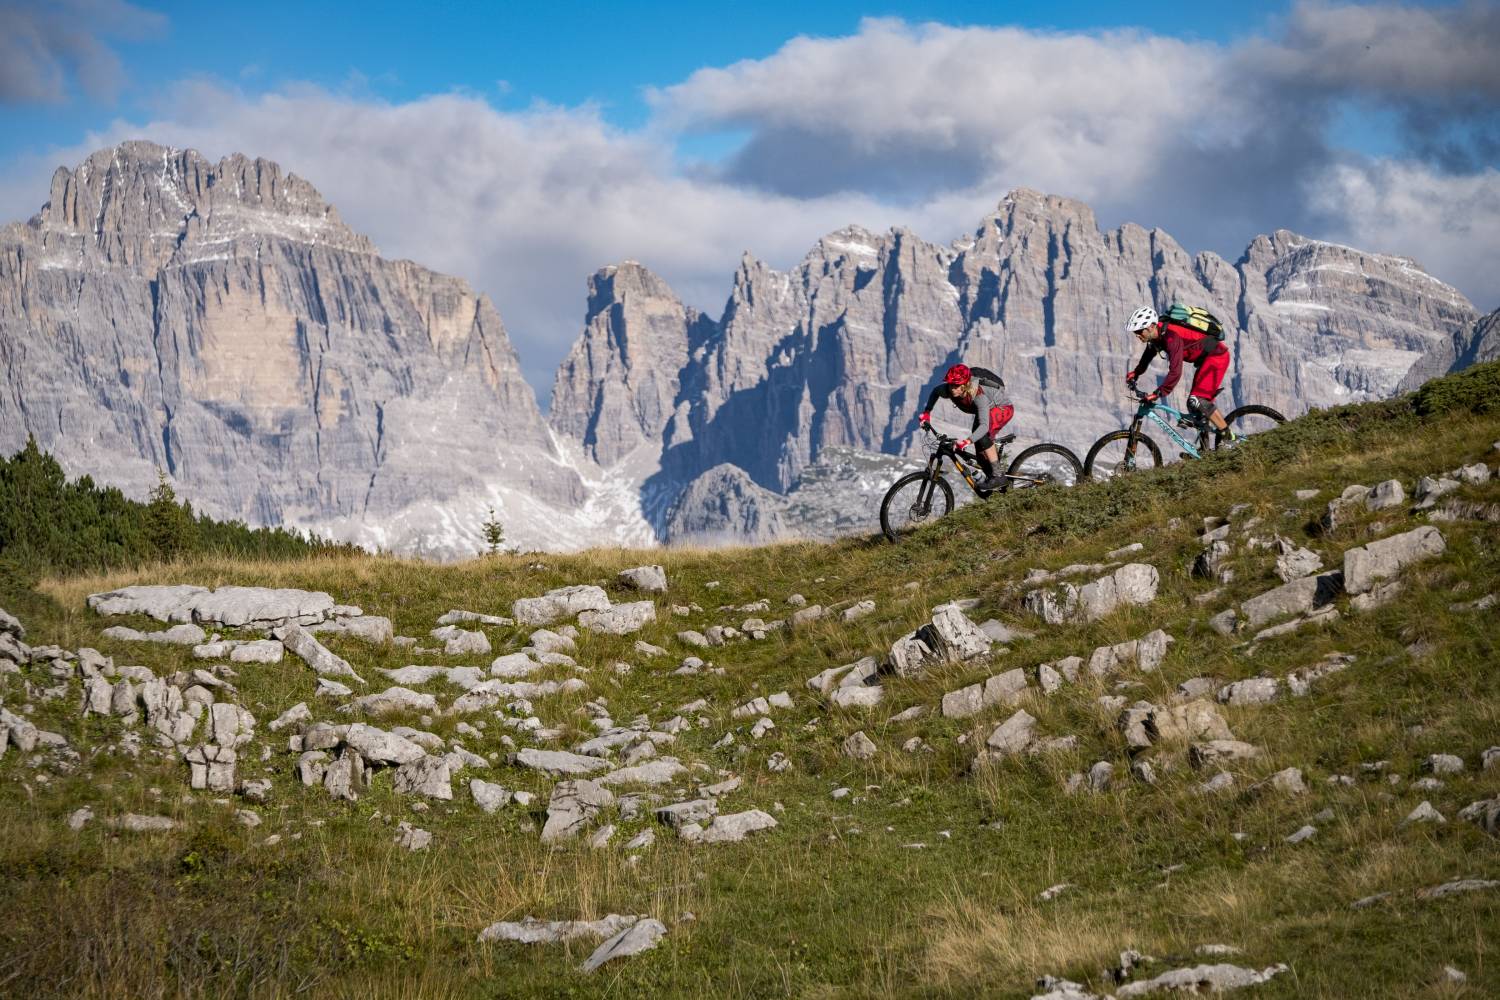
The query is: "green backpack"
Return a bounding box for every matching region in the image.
[1164,303,1225,342]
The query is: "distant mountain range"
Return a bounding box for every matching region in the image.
[1,142,1493,555]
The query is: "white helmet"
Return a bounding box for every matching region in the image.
[1126,306,1159,333]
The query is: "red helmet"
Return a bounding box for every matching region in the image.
[945,363,971,386]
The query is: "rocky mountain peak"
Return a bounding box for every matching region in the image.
[550,260,710,468]
[1,142,583,557]
[31,140,374,270]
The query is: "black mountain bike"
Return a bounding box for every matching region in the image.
[880,428,1083,542]
[1082,390,1285,481]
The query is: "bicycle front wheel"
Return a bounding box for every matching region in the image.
[1004,443,1084,492]
[880,472,955,542]
[1217,404,1286,448]
[1084,429,1163,482]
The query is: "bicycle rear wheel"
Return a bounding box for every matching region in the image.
[1084,429,1163,481]
[1004,443,1083,491]
[1216,404,1286,449]
[880,472,955,542]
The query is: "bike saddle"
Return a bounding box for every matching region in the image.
[997,433,1016,444]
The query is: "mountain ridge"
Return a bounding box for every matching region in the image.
[1,142,1493,555]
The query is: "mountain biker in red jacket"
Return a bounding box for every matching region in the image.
[1124,306,1239,441]
[918,363,1013,491]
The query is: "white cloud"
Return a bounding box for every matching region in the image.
[1309,159,1500,306]
[0,0,164,104]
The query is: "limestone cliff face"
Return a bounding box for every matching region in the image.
[1468,309,1500,366]
[0,141,581,552]
[548,262,713,468]
[550,189,1483,542]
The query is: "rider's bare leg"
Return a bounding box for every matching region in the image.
[979,443,999,473]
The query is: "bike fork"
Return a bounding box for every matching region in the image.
[916,464,941,511]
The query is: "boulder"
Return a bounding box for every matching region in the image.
[694,809,777,844]
[940,669,1028,719]
[618,565,668,592]
[830,685,883,708]
[1192,540,1231,581]
[580,918,666,973]
[1217,677,1280,706]
[919,605,993,662]
[1343,526,1446,595]
[655,798,717,828]
[471,779,512,814]
[541,779,615,843]
[311,616,394,644]
[886,633,936,677]
[208,702,256,749]
[281,625,366,684]
[1365,479,1406,511]
[431,626,491,656]
[101,623,207,645]
[1238,571,1343,628]
[842,731,878,760]
[0,606,24,639]
[984,709,1037,755]
[514,748,613,776]
[188,586,335,628]
[342,723,426,766]
[478,913,639,945]
[1149,701,1234,744]
[1077,563,1159,620]
[322,753,367,801]
[596,758,687,787]
[184,744,237,791]
[87,584,209,622]
[341,686,438,716]
[393,755,454,799]
[230,639,285,663]
[579,601,657,635]
[1273,537,1323,583]
[513,586,611,626]
[1115,964,1288,997]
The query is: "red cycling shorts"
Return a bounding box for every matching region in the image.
[1190,351,1230,400]
[988,405,1014,436]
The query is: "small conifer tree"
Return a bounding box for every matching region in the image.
[146,469,197,558]
[481,507,506,555]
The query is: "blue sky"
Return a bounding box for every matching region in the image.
[1,1,1496,397]
[2,1,1298,158]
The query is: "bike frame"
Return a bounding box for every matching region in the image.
[1129,397,1210,460]
[919,435,1007,500]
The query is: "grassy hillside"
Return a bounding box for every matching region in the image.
[1,364,1498,999]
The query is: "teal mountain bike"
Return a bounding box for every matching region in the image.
[1083,390,1285,481]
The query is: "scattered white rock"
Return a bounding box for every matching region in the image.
[1115,964,1288,997]
[1402,800,1446,825]
[580,918,666,973]
[393,821,431,850]
[618,565,668,593]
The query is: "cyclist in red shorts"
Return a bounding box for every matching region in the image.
[1124,306,1238,442]
[918,363,1013,491]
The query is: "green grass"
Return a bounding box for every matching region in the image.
[2,367,1499,998]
